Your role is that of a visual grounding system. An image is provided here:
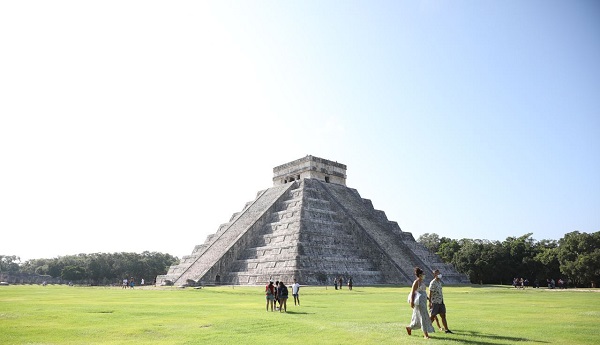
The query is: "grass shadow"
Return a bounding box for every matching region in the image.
[445,329,550,344]
[283,310,313,315]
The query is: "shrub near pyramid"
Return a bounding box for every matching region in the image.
[157,156,469,286]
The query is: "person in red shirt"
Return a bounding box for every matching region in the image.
[265,281,275,311]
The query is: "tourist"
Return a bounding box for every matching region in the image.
[274,280,280,310]
[429,269,453,334]
[406,267,434,339]
[277,281,289,312]
[265,280,275,311]
[292,279,301,306]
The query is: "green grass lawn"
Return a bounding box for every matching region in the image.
[1,284,598,344]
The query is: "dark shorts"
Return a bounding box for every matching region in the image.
[430,303,446,317]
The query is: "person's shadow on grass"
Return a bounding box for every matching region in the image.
[284,310,313,315]
[432,330,549,344]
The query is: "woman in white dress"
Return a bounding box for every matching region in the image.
[406,267,435,339]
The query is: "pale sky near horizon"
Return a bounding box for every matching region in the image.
[1,1,599,262]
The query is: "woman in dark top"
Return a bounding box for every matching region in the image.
[277,281,289,312]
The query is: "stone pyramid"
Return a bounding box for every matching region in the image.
[157,156,469,286]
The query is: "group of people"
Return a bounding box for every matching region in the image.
[548,278,567,289]
[333,276,353,290]
[406,268,454,340]
[122,277,144,289]
[263,269,454,339]
[512,277,530,288]
[513,277,567,289]
[265,279,301,312]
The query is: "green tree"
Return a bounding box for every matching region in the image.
[451,239,489,284]
[16,251,178,284]
[501,234,535,277]
[86,253,115,285]
[61,265,87,281]
[418,233,455,257]
[484,240,510,284]
[0,255,21,275]
[437,239,461,263]
[557,231,600,287]
[533,239,560,284]
[417,233,441,253]
[21,258,51,275]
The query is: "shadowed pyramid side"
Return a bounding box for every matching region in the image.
[156,182,295,286]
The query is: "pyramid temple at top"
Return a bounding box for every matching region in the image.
[157,155,469,286]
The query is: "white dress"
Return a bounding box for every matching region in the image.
[409,280,435,333]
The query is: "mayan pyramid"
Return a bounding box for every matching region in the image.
[157,155,469,286]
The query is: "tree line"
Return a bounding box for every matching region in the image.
[0,252,179,285]
[2,231,597,287]
[417,231,600,287]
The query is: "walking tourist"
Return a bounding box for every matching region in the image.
[429,269,454,334]
[406,267,434,339]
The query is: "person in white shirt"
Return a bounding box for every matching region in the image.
[292,279,301,306]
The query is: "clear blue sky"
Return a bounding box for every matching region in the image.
[1,1,598,261]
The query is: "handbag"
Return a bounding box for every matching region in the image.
[407,291,420,304]
[413,292,421,305]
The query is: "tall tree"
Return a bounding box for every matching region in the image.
[0,255,21,275]
[417,233,441,253]
[533,239,561,284]
[557,231,600,287]
[437,239,461,263]
[451,239,489,284]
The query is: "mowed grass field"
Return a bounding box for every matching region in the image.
[1,284,598,345]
